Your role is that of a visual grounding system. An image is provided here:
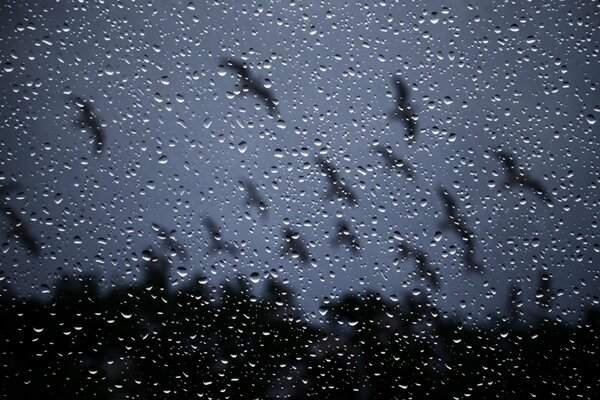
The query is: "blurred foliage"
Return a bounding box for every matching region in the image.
[1,258,598,399]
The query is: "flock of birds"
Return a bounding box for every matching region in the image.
[0,58,555,294]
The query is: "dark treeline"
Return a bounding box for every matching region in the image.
[1,256,598,399]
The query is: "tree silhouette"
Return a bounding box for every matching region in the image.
[1,263,598,399]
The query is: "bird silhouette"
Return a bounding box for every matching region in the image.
[315,157,358,206]
[437,187,483,273]
[280,228,310,264]
[374,145,416,180]
[203,217,238,256]
[0,184,40,256]
[72,97,105,154]
[241,179,268,218]
[493,150,553,205]
[388,76,417,144]
[152,223,187,260]
[397,242,439,289]
[331,221,361,254]
[221,58,279,117]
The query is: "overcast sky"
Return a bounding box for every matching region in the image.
[0,0,598,322]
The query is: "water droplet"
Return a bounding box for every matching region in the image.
[586,114,596,125]
[249,272,260,283]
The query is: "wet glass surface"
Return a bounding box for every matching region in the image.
[0,0,598,398]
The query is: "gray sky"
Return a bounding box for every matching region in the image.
[0,0,598,322]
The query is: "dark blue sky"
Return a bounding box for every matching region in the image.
[0,0,598,322]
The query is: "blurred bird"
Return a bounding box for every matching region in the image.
[332,221,361,254]
[397,242,439,289]
[388,76,417,144]
[493,150,553,205]
[280,228,310,264]
[221,58,279,116]
[0,184,40,256]
[152,223,187,260]
[241,179,268,218]
[204,217,238,256]
[437,187,483,273]
[374,145,416,180]
[315,157,358,206]
[72,96,105,154]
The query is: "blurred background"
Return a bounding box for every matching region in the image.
[0,0,598,398]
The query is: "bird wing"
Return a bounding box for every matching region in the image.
[222,58,251,81]
[393,77,409,107]
[251,84,278,116]
[339,185,358,206]
[494,150,518,173]
[90,122,105,153]
[438,187,460,221]
[244,180,269,216]
[204,217,222,250]
[401,159,416,180]
[522,176,553,204]
[335,223,361,252]
[403,115,417,142]
[296,241,310,264]
[316,157,339,183]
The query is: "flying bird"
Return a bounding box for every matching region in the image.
[203,217,238,256]
[72,97,105,154]
[332,221,361,254]
[152,223,187,260]
[437,187,483,273]
[280,228,310,264]
[221,58,279,117]
[388,76,417,144]
[493,150,553,205]
[0,184,40,256]
[374,145,416,180]
[241,179,268,218]
[315,157,358,206]
[397,242,439,289]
